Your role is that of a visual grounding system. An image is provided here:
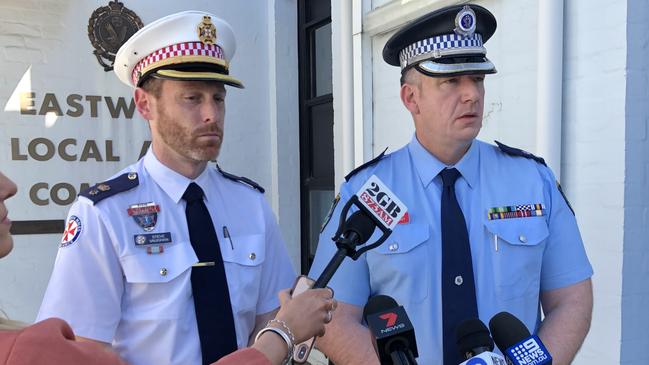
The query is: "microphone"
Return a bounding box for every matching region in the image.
[312,175,408,288]
[363,295,418,365]
[456,318,506,365]
[489,312,553,365]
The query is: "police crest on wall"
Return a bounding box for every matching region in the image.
[87,1,143,71]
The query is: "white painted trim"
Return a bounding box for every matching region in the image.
[536,0,564,179]
[353,0,365,165]
[332,0,356,185]
[363,0,461,37]
[268,0,301,270]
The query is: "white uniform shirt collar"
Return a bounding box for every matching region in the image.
[407,134,480,189]
[143,148,214,203]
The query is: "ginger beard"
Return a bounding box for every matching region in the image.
[154,98,224,163]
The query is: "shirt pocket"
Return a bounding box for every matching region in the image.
[366,223,431,303]
[120,242,197,319]
[220,233,266,313]
[484,217,548,301]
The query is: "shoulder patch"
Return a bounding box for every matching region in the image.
[216,165,265,193]
[79,172,139,205]
[495,140,547,166]
[344,147,388,182]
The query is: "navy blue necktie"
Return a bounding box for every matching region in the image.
[183,182,237,364]
[440,168,478,365]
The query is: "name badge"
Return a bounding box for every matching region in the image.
[134,232,172,246]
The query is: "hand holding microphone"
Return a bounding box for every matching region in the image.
[251,288,336,365]
[275,288,337,341]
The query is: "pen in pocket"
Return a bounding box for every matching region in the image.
[223,226,234,250]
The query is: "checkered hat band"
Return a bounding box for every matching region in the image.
[132,42,225,85]
[399,33,483,66]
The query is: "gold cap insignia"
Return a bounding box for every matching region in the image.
[197,15,217,45]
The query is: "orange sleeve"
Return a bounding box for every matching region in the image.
[0,318,128,365]
[212,348,272,365]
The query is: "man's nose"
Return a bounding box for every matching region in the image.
[201,100,222,122]
[460,78,481,102]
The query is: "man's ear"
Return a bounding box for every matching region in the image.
[400,83,420,115]
[134,87,155,120]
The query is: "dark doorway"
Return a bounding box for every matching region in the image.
[298,0,334,274]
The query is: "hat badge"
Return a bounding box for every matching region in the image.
[454,5,477,36]
[197,15,217,45]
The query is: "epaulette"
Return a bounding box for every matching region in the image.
[496,141,575,215]
[344,147,388,182]
[79,172,139,205]
[216,165,265,193]
[556,181,575,215]
[495,141,547,166]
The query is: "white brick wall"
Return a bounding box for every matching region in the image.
[564,1,627,363]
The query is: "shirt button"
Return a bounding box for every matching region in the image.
[455,275,464,286]
[388,243,399,252]
[519,235,527,243]
[249,252,256,260]
[160,268,168,276]
[128,172,137,180]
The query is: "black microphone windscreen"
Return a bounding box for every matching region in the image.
[455,318,494,356]
[363,294,398,322]
[345,210,377,245]
[489,311,531,352]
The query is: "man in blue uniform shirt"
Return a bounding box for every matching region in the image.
[309,4,593,365]
[37,11,296,365]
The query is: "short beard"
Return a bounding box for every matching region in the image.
[156,105,222,162]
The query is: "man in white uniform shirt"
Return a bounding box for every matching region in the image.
[37,11,295,365]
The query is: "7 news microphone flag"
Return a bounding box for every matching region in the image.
[364,295,418,365]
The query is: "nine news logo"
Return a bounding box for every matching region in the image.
[506,336,551,365]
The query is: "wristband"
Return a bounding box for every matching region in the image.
[255,326,294,365]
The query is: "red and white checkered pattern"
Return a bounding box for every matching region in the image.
[131,41,226,85]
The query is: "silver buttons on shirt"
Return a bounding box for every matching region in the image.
[388,243,399,252]
[249,252,256,261]
[519,235,527,243]
[454,275,464,286]
[160,268,168,276]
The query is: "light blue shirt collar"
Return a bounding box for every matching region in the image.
[407,135,480,189]
[143,148,213,204]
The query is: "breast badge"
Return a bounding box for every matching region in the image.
[127,202,160,231]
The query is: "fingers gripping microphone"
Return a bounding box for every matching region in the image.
[363,295,418,365]
[313,175,408,289]
[456,318,506,365]
[489,312,553,365]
